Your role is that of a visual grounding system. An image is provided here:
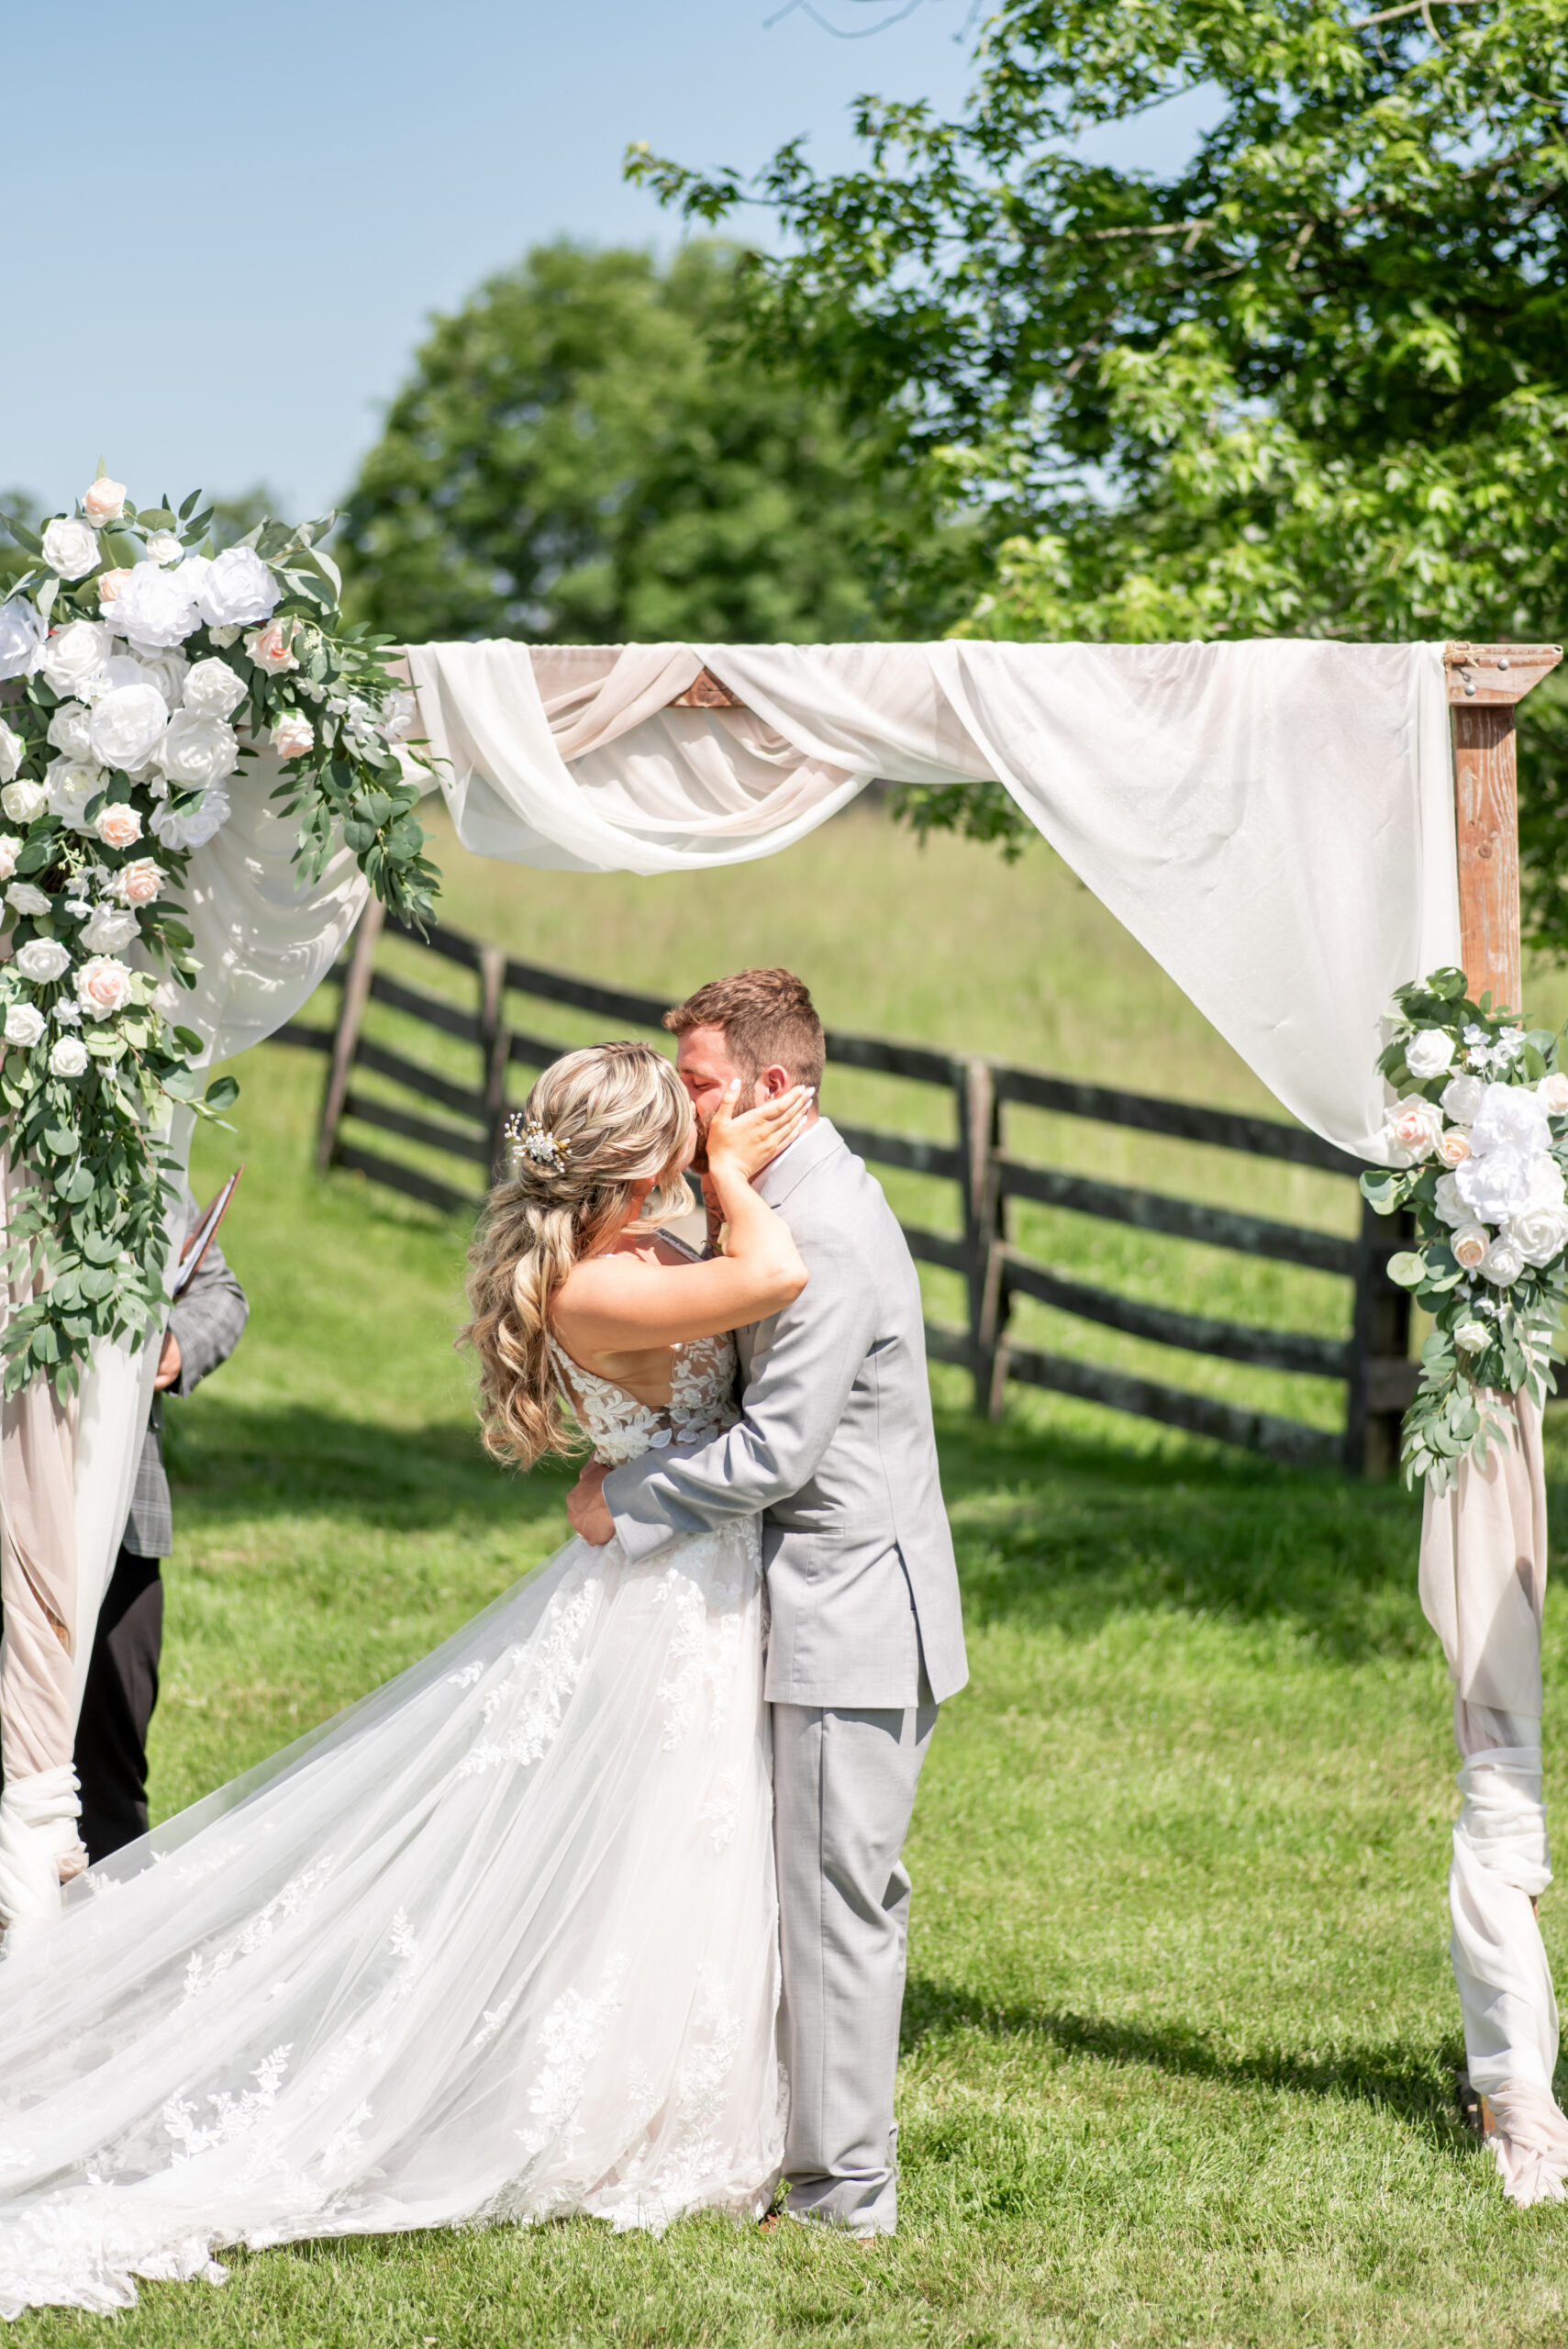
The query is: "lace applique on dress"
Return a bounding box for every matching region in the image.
[547,1330,740,1467]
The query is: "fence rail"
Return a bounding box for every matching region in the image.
[285,907,1415,1475]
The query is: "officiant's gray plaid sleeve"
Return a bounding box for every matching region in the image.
[167,1239,249,1396]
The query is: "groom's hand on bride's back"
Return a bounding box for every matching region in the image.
[568,1459,616,1546]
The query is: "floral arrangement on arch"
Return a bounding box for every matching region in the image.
[0,472,440,1400]
[1363,969,1568,1490]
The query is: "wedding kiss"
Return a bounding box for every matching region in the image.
[0,964,966,2318]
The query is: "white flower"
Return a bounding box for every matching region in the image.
[15,937,71,984]
[52,1000,81,1026]
[194,544,279,629]
[271,709,315,760]
[1456,1083,1556,1222]
[381,688,417,742]
[95,802,142,850]
[0,836,21,882]
[1434,1172,1470,1228]
[0,718,22,783]
[1383,1094,1444,1163]
[6,883,51,917]
[1508,1201,1568,1269]
[143,529,183,565]
[80,903,138,953]
[1538,1073,1568,1117]
[0,597,46,681]
[115,856,163,907]
[49,1033,87,1077]
[45,760,104,831]
[151,785,230,852]
[38,618,114,696]
[74,954,134,1020]
[0,777,48,824]
[87,682,168,774]
[207,623,241,648]
[41,515,100,580]
[1405,1029,1455,1080]
[1480,1234,1525,1287]
[1451,1221,1491,1271]
[108,563,201,650]
[1454,1319,1491,1354]
[45,701,93,761]
[182,657,248,720]
[83,476,127,526]
[4,1002,45,1047]
[130,646,188,709]
[245,618,296,674]
[158,709,239,791]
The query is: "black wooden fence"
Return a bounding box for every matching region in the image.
[281,904,1417,1476]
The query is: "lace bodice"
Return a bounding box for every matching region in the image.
[548,1331,740,1466]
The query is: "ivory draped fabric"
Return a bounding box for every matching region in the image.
[0,757,367,1936]
[406,637,1461,1162]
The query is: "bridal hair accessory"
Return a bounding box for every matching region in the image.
[505,1110,573,1176]
[1362,967,1568,1489]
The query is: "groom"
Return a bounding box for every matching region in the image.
[568,967,967,2238]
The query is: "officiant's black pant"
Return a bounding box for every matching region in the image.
[74,1546,163,1864]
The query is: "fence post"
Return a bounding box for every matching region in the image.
[957,1057,1007,1418]
[1343,1197,1417,1477]
[478,943,511,1180]
[315,897,384,1176]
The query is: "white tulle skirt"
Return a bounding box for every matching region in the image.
[0,1518,784,2318]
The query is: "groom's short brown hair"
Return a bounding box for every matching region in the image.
[663,968,826,1093]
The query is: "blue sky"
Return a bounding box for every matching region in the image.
[3,1,1215,522]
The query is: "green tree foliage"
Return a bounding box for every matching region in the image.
[632,2,1568,937]
[339,239,938,648]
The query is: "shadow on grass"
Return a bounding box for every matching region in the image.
[903,1975,1469,2140]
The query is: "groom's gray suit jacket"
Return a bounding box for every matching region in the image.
[605,1117,967,1709]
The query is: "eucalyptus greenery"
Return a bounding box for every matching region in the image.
[1362,970,1568,1491]
[0,476,439,1401]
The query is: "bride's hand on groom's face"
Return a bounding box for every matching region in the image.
[705,1080,814,1185]
[568,1458,616,1546]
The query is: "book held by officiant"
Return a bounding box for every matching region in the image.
[172,1167,243,1297]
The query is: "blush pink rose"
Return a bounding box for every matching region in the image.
[1385,1095,1444,1161]
[95,568,134,607]
[1451,1222,1490,1271]
[1436,1129,1472,1169]
[95,803,143,850]
[116,857,163,907]
[83,477,127,525]
[244,620,296,675]
[74,954,134,1021]
[271,710,315,760]
[1538,1073,1568,1116]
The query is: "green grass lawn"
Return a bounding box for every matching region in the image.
[17,807,1568,2345]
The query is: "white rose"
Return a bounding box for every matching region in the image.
[15,937,71,984]
[108,563,201,651]
[45,760,104,832]
[1481,1234,1526,1287]
[194,544,279,629]
[82,476,126,526]
[38,618,114,696]
[1538,1073,1568,1117]
[272,710,315,760]
[1454,1319,1491,1354]
[4,1002,45,1047]
[1507,1201,1568,1269]
[1470,1081,1551,1159]
[151,785,230,852]
[49,1033,87,1077]
[45,702,93,761]
[0,718,22,784]
[206,623,241,648]
[80,903,138,953]
[87,682,168,774]
[74,954,134,1020]
[1433,1172,1469,1227]
[1457,1146,1535,1224]
[1405,1029,1456,1080]
[1383,1094,1444,1162]
[95,802,142,851]
[158,709,239,790]
[0,836,22,882]
[0,777,48,824]
[182,657,248,720]
[41,516,100,581]
[143,530,183,565]
[1451,1221,1491,1271]
[6,883,51,917]
[0,597,46,682]
[131,647,189,709]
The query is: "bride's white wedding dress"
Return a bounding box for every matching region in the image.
[0,1329,784,2319]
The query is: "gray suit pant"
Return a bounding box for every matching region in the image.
[772,1698,937,2236]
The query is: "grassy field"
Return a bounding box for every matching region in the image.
[17,805,1568,2346]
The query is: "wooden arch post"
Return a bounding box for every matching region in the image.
[1445,642,1562,1010]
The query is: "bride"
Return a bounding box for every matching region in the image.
[0,1040,813,2319]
